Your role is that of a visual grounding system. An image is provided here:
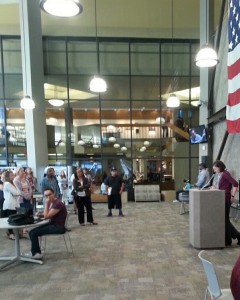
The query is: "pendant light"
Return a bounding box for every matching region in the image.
[48,99,64,107]
[20,1,35,110]
[40,0,83,18]
[89,0,107,93]
[195,0,219,67]
[166,0,180,108]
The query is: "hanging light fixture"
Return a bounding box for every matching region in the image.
[166,0,180,108]
[48,99,64,107]
[39,0,83,18]
[195,0,219,67]
[20,2,35,110]
[166,94,180,108]
[89,0,107,93]
[20,96,35,109]
[108,136,116,143]
[78,133,85,145]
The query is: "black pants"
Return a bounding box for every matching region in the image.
[2,209,16,235]
[0,200,4,218]
[75,196,93,224]
[108,194,122,210]
[225,200,240,244]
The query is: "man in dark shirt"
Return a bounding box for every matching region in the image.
[104,167,124,217]
[28,187,67,260]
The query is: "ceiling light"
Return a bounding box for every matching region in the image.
[89,0,107,93]
[166,94,180,108]
[121,146,127,151]
[20,96,35,109]
[143,141,150,146]
[108,136,116,143]
[40,0,83,17]
[89,76,107,93]
[78,139,85,145]
[156,117,165,124]
[113,143,120,148]
[141,146,146,151]
[195,45,219,67]
[93,144,100,148]
[48,99,64,107]
[195,0,219,67]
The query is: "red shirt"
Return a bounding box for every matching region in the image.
[50,199,67,227]
[231,256,240,300]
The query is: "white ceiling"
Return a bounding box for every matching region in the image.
[0,0,221,39]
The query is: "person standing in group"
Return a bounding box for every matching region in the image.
[70,167,79,214]
[0,171,5,218]
[40,167,60,199]
[14,167,33,210]
[73,168,97,226]
[105,166,124,217]
[25,167,37,193]
[57,170,68,205]
[2,170,20,240]
[210,160,240,246]
[194,163,210,189]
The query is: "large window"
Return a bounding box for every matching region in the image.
[0,36,200,189]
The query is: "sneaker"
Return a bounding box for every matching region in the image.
[119,212,124,217]
[32,253,43,260]
[107,212,112,217]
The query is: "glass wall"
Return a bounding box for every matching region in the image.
[0,36,200,190]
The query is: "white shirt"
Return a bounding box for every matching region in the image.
[3,182,20,211]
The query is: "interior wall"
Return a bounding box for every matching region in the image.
[213,16,240,181]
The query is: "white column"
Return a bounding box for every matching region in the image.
[199,0,212,162]
[19,0,48,189]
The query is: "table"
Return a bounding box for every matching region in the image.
[0,217,49,270]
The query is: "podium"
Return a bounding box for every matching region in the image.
[189,189,225,249]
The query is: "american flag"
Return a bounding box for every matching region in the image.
[226,0,240,133]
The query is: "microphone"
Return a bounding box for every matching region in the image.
[200,174,215,190]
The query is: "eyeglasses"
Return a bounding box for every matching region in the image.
[44,193,53,197]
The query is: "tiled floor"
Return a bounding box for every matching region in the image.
[0,201,239,300]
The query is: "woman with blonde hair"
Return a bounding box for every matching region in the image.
[13,167,33,210]
[3,170,20,240]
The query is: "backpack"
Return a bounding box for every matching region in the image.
[8,208,34,226]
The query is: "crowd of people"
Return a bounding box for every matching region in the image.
[0,165,125,242]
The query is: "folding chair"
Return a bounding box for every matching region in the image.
[198,250,233,299]
[41,213,74,256]
[178,191,189,214]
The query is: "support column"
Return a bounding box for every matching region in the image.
[19,0,48,188]
[199,0,213,164]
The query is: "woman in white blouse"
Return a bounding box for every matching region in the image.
[3,170,20,240]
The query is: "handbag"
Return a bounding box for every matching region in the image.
[8,207,34,226]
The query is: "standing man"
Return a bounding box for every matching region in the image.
[28,187,67,259]
[194,163,210,188]
[105,166,124,217]
[40,167,60,199]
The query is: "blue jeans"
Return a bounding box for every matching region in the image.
[29,224,65,255]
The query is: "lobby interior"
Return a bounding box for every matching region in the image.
[1,1,240,299]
